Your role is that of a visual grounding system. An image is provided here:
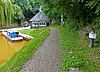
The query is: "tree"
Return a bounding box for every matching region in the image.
[39,0,100,29]
[0,0,14,26]
[12,4,24,25]
[12,0,42,18]
[85,0,100,15]
[85,0,100,27]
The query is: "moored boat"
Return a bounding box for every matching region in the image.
[2,30,23,41]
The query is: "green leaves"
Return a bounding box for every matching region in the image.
[0,6,4,25]
[13,4,24,19]
[85,1,97,10]
[78,0,84,2]
[13,0,41,18]
[0,0,14,25]
[85,1,100,15]
[95,4,100,15]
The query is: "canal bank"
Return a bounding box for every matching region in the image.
[0,32,27,64]
[0,27,50,72]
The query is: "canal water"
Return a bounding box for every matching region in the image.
[0,32,27,64]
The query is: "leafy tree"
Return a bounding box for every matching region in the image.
[0,0,24,27]
[39,0,100,29]
[13,4,24,20]
[85,0,100,15]
[12,0,41,18]
[0,0,14,26]
[12,4,24,25]
[85,0,100,28]
[39,0,85,27]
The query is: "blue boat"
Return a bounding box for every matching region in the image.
[2,30,23,41]
[7,31,18,38]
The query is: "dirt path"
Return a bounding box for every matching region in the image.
[20,28,60,72]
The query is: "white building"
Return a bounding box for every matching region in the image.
[29,11,51,28]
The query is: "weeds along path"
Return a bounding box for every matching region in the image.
[20,28,60,72]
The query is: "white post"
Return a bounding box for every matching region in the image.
[61,15,64,25]
[89,31,96,48]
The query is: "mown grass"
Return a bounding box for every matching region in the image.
[58,26,100,72]
[0,27,50,72]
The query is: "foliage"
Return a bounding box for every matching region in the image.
[12,0,42,18]
[85,0,100,15]
[84,0,100,41]
[39,0,100,29]
[13,4,24,20]
[23,21,29,25]
[0,27,50,72]
[58,26,100,72]
[0,0,14,25]
[39,0,83,26]
[0,0,24,27]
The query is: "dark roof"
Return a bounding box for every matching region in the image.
[29,11,49,21]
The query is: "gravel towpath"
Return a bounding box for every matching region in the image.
[20,28,60,72]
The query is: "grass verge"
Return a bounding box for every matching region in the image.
[0,27,50,72]
[58,26,100,72]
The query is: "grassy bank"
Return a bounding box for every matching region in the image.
[58,26,100,72]
[0,27,50,72]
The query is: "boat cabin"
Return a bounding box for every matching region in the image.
[7,31,19,38]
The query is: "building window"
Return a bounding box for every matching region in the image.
[40,23,42,25]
